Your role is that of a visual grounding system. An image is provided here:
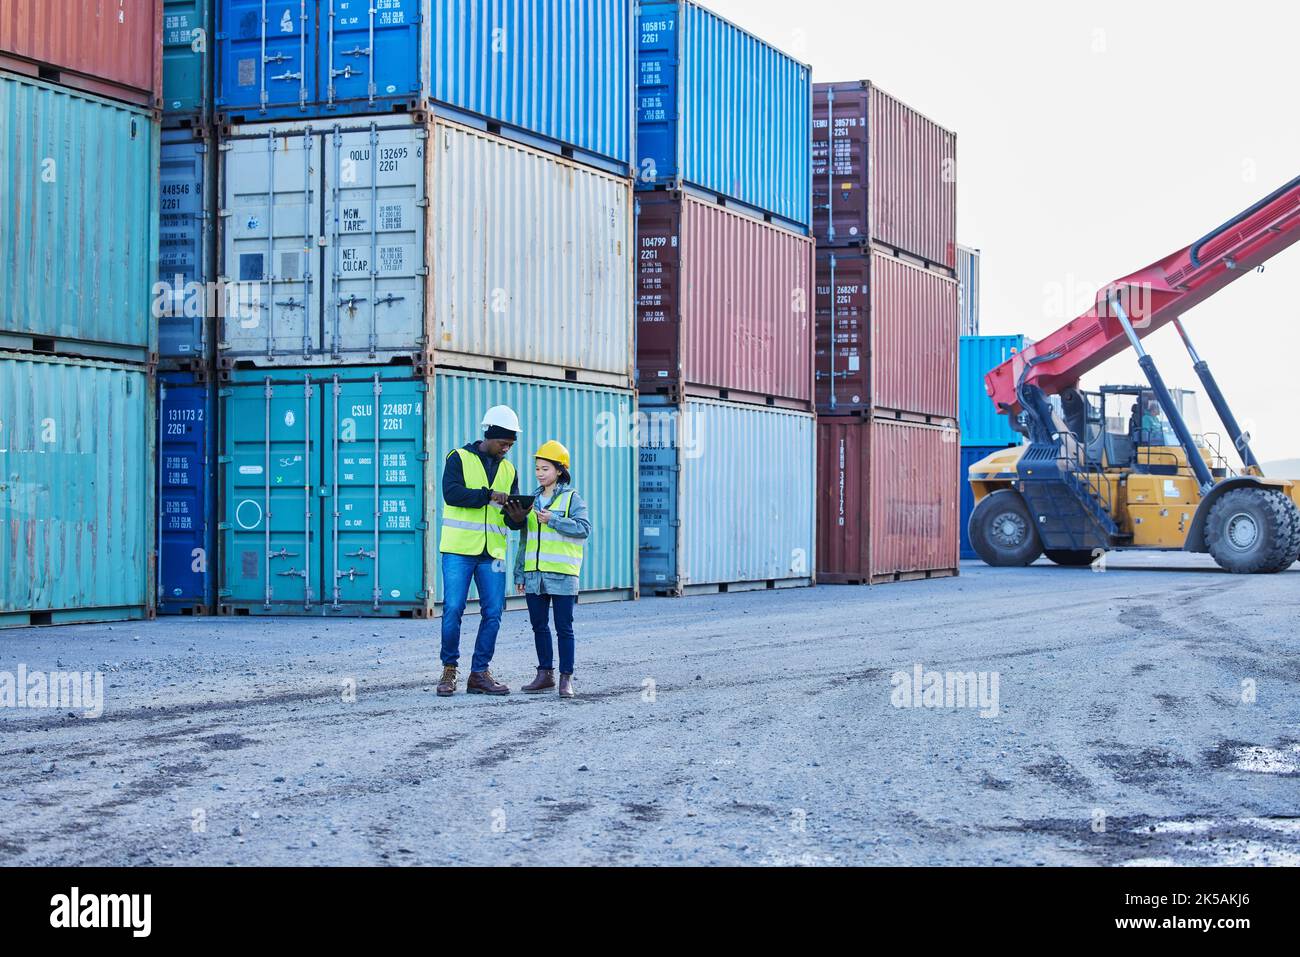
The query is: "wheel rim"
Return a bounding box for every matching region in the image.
[991,511,1028,549]
[1225,511,1260,551]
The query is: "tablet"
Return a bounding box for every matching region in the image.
[506,495,535,510]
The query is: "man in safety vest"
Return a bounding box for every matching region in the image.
[437,405,529,697]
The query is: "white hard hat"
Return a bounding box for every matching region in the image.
[481,405,521,434]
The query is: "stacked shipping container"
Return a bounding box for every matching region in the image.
[155,0,219,613]
[958,334,1027,559]
[1,6,163,627]
[210,0,640,617]
[811,80,961,585]
[635,3,816,595]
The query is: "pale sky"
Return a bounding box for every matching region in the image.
[707,0,1300,462]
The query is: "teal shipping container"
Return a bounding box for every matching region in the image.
[0,73,160,362]
[163,0,213,123]
[960,335,1026,447]
[1,353,155,628]
[218,367,637,616]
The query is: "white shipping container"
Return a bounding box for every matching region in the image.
[639,398,816,595]
[957,244,981,336]
[218,116,634,386]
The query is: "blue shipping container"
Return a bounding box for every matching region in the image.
[959,445,1002,560]
[960,335,1026,447]
[214,0,634,175]
[158,372,217,614]
[637,0,812,232]
[158,129,215,363]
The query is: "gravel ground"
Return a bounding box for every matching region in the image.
[2,554,1298,867]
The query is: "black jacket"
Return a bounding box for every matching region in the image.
[442,442,526,535]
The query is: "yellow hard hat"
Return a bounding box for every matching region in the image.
[534,440,571,468]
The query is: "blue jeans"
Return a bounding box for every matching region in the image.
[440,553,506,672]
[525,592,576,674]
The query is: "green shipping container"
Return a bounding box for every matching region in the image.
[218,367,637,617]
[162,0,212,122]
[0,73,160,361]
[1,353,155,628]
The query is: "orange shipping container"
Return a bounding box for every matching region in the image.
[0,0,163,109]
[816,416,960,585]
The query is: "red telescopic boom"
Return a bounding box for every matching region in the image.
[986,175,1300,417]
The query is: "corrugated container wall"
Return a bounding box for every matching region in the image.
[157,371,216,613]
[957,244,980,336]
[960,335,1026,447]
[639,398,815,594]
[637,193,814,409]
[637,1,812,232]
[0,74,160,362]
[219,117,632,385]
[215,0,634,175]
[1,353,154,627]
[217,367,637,616]
[816,247,958,420]
[159,128,215,364]
[162,0,212,122]
[433,371,638,603]
[816,417,959,585]
[812,81,956,271]
[0,0,163,108]
[960,446,1002,560]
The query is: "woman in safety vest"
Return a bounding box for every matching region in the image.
[515,440,591,699]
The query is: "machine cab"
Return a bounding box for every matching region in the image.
[1057,385,1210,477]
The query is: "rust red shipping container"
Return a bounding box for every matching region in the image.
[637,191,815,410]
[812,80,957,272]
[816,245,959,422]
[816,417,960,584]
[0,0,163,109]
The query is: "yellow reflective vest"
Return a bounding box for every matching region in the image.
[439,448,516,559]
[522,490,585,577]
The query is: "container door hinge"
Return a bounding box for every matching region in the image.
[416,521,429,531]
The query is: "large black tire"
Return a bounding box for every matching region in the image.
[969,489,1044,567]
[1205,488,1297,574]
[1045,549,1098,567]
[1275,496,1300,571]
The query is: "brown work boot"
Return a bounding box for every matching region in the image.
[522,668,556,694]
[558,673,575,699]
[436,666,458,697]
[467,670,510,696]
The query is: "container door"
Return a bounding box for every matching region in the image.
[634,197,682,396]
[814,250,869,414]
[322,122,425,361]
[160,134,212,361]
[812,85,869,244]
[158,374,214,611]
[163,0,210,116]
[637,413,680,594]
[222,374,322,610]
[219,0,315,113]
[635,3,679,186]
[321,371,427,612]
[321,0,419,110]
[222,127,321,360]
